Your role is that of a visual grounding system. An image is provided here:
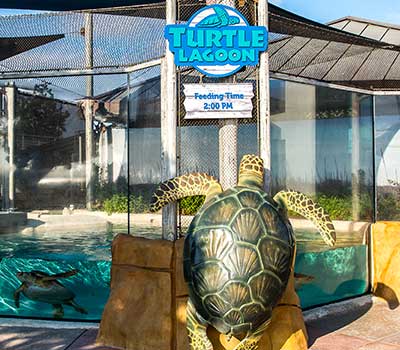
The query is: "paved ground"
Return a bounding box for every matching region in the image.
[0,296,399,350]
[307,297,400,350]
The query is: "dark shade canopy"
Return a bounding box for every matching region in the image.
[0,35,64,61]
[0,0,154,11]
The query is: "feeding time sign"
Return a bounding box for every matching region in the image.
[184,84,254,119]
[165,4,268,78]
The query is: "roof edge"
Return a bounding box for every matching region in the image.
[327,16,400,31]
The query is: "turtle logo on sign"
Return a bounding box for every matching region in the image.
[165,5,268,78]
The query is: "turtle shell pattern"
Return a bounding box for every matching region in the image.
[183,186,296,336]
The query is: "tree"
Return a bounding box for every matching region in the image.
[15,82,69,139]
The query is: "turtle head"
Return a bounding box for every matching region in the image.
[228,17,240,25]
[237,154,264,190]
[16,271,35,283]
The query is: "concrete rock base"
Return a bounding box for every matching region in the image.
[0,211,27,233]
[372,222,400,308]
[97,234,308,350]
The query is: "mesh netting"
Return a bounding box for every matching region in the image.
[0,1,400,90]
[0,7,165,75]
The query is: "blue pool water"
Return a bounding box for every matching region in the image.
[0,229,368,320]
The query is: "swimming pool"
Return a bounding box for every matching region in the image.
[0,227,368,320]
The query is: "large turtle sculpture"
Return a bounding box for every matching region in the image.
[14,269,88,318]
[150,154,336,350]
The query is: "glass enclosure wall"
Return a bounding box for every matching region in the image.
[0,75,128,320]
[270,79,373,308]
[0,71,396,320]
[127,67,162,238]
[375,96,400,220]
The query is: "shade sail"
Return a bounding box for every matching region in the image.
[0,0,158,11]
[0,35,64,61]
[1,1,400,91]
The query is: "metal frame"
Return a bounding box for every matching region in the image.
[0,59,162,80]
[270,71,400,96]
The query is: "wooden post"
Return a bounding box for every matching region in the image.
[6,84,15,209]
[85,13,94,210]
[258,0,271,193]
[161,0,177,241]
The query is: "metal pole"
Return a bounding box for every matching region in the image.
[351,94,360,221]
[258,0,271,193]
[6,84,15,210]
[161,0,177,241]
[372,95,377,223]
[85,13,94,210]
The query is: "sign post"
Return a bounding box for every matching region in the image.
[162,0,178,241]
[258,0,272,193]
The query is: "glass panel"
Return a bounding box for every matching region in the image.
[0,74,128,320]
[127,66,162,238]
[271,79,373,308]
[375,95,400,220]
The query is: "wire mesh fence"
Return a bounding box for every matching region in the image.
[0,7,166,75]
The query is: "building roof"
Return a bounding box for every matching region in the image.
[266,12,400,91]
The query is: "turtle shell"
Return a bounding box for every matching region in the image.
[183,186,296,336]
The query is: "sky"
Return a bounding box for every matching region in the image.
[1,0,400,25]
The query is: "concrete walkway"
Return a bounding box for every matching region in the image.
[306,296,400,350]
[0,296,399,349]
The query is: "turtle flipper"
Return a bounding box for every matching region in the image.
[53,304,64,319]
[187,299,213,350]
[150,173,223,212]
[67,300,88,314]
[45,269,79,280]
[13,284,25,308]
[231,320,270,350]
[294,272,314,290]
[273,190,336,247]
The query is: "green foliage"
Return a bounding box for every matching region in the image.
[179,195,205,216]
[103,194,128,214]
[16,82,69,138]
[102,193,149,215]
[377,192,400,221]
[316,195,353,220]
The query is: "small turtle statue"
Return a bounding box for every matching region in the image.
[150,154,336,350]
[14,269,88,318]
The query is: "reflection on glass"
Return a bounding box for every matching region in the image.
[0,75,128,320]
[270,79,373,308]
[375,96,400,221]
[128,70,162,235]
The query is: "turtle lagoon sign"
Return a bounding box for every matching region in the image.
[165,5,268,78]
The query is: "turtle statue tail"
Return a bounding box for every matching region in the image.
[150,173,223,212]
[273,190,336,247]
[238,154,264,189]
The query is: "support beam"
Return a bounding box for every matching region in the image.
[6,84,15,210]
[351,94,360,221]
[258,0,272,193]
[161,0,177,241]
[85,13,94,211]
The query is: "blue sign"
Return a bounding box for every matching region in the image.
[165,5,268,78]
